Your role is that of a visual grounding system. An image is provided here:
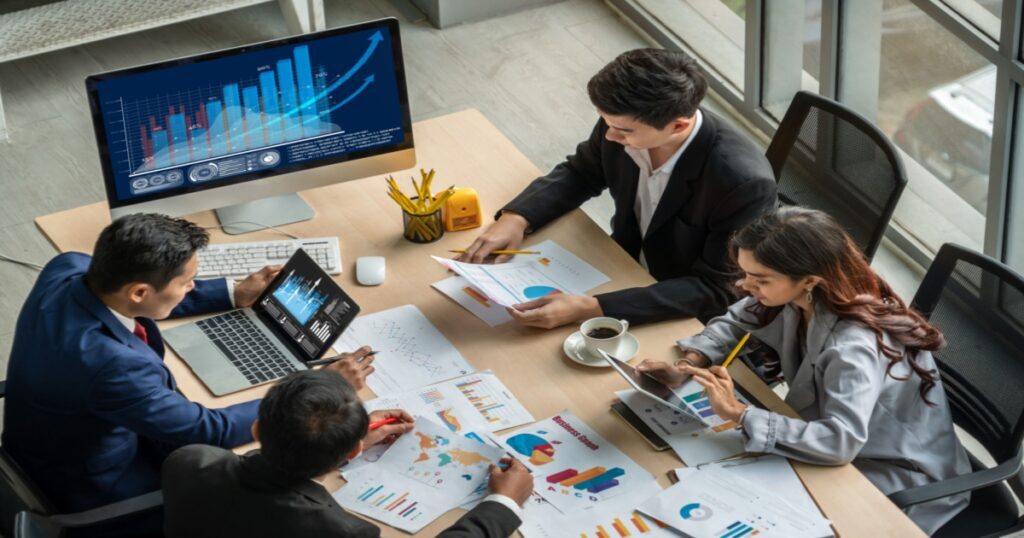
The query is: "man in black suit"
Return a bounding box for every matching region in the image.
[162,369,531,537]
[460,49,776,328]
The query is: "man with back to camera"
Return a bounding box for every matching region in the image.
[2,213,376,519]
[459,48,777,328]
[162,369,533,537]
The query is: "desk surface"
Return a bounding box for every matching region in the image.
[35,109,923,537]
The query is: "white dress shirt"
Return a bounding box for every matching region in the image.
[625,110,703,269]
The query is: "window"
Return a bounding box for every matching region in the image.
[941,0,1002,41]
[762,0,822,118]
[1007,87,1024,273]
[633,0,746,90]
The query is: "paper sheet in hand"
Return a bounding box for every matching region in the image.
[519,480,675,538]
[640,466,833,538]
[617,389,745,466]
[431,276,514,326]
[431,240,610,309]
[497,410,657,513]
[334,417,504,531]
[332,304,474,395]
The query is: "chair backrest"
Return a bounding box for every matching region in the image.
[765,91,908,260]
[0,448,53,537]
[911,243,1024,464]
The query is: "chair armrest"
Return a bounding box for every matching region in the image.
[47,490,162,528]
[889,451,1022,508]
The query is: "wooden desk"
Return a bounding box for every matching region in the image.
[35,109,923,537]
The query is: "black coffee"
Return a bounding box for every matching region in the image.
[586,327,620,339]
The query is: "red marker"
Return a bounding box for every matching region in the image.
[368,417,399,430]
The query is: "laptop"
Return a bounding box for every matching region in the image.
[164,248,360,396]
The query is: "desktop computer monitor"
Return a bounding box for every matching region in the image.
[86,17,414,233]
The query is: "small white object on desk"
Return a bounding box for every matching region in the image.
[355,256,386,286]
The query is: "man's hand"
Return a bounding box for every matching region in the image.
[323,346,376,390]
[233,265,283,308]
[488,458,532,506]
[506,294,602,329]
[457,212,530,264]
[634,359,691,387]
[363,409,415,448]
[680,365,747,421]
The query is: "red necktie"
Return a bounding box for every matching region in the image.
[133,321,149,345]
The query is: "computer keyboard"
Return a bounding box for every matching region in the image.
[195,310,298,385]
[197,237,341,280]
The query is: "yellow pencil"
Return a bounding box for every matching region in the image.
[721,333,751,369]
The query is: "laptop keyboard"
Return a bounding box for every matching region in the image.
[195,310,299,386]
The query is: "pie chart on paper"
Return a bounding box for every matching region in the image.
[523,286,562,299]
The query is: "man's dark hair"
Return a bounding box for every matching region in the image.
[85,213,209,294]
[587,48,708,128]
[258,370,369,481]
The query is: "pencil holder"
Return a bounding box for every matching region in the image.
[401,197,444,243]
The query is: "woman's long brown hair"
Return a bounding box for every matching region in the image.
[731,206,944,404]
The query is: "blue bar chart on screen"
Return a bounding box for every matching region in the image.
[91,26,404,202]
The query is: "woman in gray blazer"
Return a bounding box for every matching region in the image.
[638,206,970,535]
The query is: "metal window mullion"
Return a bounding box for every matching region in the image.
[744,0,764,111]
[818,0,840,100]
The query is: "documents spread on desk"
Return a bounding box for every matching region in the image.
[332,304,475,395]
[644,457,834,538]
[363,371,534,435]
[518,480,675,538]
[333,418,504,533]
[431,240,610,325]
[616,389,746,466]
[497,410,658,514]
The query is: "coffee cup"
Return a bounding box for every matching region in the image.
[580,317,629,359]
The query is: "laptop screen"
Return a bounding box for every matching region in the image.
[255,248,360,361]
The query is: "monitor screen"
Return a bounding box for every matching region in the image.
[86,18,412,213]
[257,248,359,361]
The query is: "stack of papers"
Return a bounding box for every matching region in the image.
[333,418,504,533]
[518,481,674,538]
[642,457,833,538]
[431,240,609,326]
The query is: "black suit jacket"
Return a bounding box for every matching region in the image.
[503,110,776,324]
[162,445,521,538]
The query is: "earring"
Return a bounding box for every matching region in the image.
[805,287,814,303]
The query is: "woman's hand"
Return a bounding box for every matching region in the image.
[679,365,747,422]
[634,359,690,387]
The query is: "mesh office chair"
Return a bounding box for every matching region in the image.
[766,91,908,260]
[887,243,1024,537]
[0,381,163,538]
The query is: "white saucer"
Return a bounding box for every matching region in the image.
[563,330,639,368]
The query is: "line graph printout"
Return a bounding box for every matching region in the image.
[332,304,475,394]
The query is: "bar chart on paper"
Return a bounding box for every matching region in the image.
[334,466,445,533]
[92,26,406,201]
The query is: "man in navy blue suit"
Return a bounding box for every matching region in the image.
[3,213,375,518]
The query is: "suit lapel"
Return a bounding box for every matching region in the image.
[643,109,717,238]
[786,301,841,413]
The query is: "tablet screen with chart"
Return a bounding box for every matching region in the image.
[257,248,359,360]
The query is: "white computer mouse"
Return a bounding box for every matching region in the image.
[355,256,386,286]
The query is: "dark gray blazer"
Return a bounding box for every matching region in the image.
[162,445,521,538]
[502,110,776,324]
